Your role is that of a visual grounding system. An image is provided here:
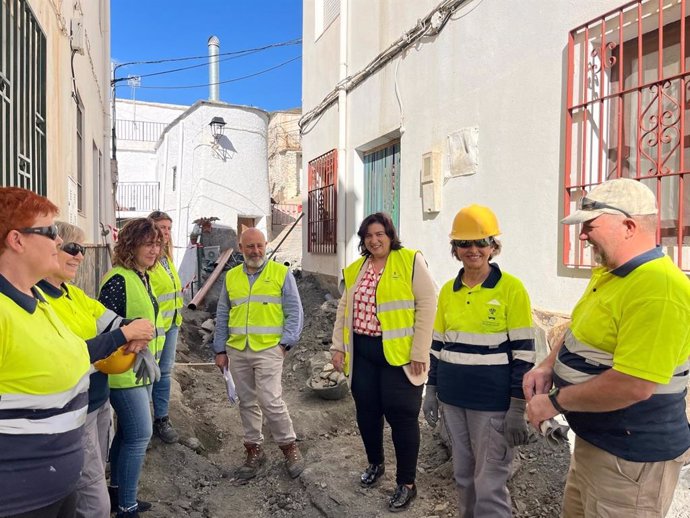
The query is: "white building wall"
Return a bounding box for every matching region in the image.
[27,0,113,242]
[301,0,626,314]
[114,99,186,218]
[156,102,271,265]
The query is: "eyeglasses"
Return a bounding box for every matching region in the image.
[579,198,631,218]
[453,238,493,248]
[18,225,59,240]
[61,242,86,257]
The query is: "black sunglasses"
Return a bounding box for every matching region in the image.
[18,225,59,240]
[453,238,493,248]
[580,198,631,218]
[62,242,86,257]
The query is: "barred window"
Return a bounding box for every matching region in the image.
[565,0,690,271]
[307,149,337,254]
[0,0,47,193]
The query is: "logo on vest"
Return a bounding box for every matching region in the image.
[391,271,400,280]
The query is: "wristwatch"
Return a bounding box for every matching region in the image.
[548,387,568,415]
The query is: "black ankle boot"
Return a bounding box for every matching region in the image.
[360,463,385,487]
[108,487,152,513]
[388,483,417,512]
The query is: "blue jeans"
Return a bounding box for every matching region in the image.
[152,324,178,419]
[109,386,152,511]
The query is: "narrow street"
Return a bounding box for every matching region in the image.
[136,273,573,518]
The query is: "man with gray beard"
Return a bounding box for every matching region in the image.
[213,228,305,480]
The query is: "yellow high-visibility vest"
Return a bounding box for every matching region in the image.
[342,248,417,372]
[225,261,288,351]
[149,257,183,331]
[0,290,90,435]
[99,267,165,388]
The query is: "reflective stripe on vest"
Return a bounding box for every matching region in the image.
[0,373,89,410]
[555,329,690,395]
[100,267,165,388]
[0,404,87,435]
[343,249,418,368]
[439,349,509,366]
[440,330,508,348]
[225,261,288,351]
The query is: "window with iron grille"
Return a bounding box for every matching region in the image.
[307,149,337,254]
[565,0,690,271]
[363,141,401,230]
[0,0,47,194]
[315,0,340,39]
[76,93,84,212]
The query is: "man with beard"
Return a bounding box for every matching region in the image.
[525,178,690,517]
[214,227,304,480]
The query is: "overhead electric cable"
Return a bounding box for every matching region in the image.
[137,55,301,90]
[130,48,268,80]
[112,38,301,77]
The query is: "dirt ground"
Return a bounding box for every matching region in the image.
[132,271,577,518]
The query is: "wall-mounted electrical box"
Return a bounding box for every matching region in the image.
[70,18,85,55]
[421,150,442,213]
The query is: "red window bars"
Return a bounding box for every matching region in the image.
[564,0,690,270]
[307,150,337,254]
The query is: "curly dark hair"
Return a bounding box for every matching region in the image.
[113,218,162,271]
[357,212,403,257]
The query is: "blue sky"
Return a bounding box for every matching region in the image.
[111,1,303,111]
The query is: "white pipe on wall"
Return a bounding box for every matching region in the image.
[336,0,349,277]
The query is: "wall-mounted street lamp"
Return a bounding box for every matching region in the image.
[209,116,226,141]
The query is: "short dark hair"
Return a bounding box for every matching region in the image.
[357,212,402,257]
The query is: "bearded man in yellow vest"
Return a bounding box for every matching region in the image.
[213,228,305,480]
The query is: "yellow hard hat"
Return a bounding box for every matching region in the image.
[94,346,136,375]
[449,204,501,240]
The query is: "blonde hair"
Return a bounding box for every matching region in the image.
[148,211,174,259]
[55,221,86,244]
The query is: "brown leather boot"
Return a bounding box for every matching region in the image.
[237,443,266,480]
[279,442,305,479]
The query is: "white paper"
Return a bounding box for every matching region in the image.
[539,418,570,448]
[222,367,238,407]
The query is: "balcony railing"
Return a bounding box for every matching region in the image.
[116,119,167,142]
[116,182,159,212]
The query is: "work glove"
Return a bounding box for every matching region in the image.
[133,348,161,385]
[504,397,529,447]
[422,385,439,427]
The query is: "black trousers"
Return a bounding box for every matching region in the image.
[6,491,77,518]
[350,333,423,485]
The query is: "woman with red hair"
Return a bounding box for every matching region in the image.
[0,187,91,518]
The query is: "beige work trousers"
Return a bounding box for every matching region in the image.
[562,436,690,518]
[227,344,296,446]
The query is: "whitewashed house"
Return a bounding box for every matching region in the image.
[300,0,690,313]
[114,99,186,220]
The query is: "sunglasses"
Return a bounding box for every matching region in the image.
[62,242,86,257]
[453,238,493,248]
[579,198,631,218]
[18,225,59,240]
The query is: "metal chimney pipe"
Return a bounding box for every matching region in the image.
[208,36,220,101]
